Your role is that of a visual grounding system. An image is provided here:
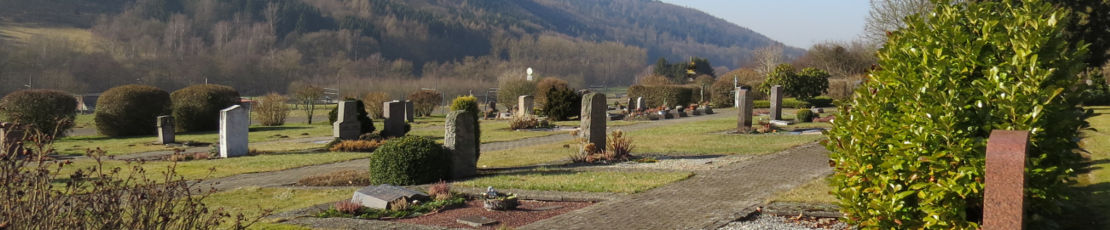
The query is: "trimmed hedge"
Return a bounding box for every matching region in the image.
[626,85,696,109]
[369,136,450,185]
[0,89,77,136]
[171,85,240,132]
[540,87,581,121]
[752,97,833,109]
[328,99,376,134]
[95,85,172,137]
[824,1,1087,228]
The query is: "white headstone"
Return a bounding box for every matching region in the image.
[220,105,248,158]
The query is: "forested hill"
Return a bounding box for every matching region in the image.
[0,0,801,96]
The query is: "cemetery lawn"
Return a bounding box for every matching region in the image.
[1076,106,1110,225]
[407,119,641,144]
[458,169,693,193]
[769,176,835,204]
[54,123,332,156]
[58,152,369,181]
[205,187,355,229]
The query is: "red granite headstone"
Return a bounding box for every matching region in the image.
[983,130,1028,230]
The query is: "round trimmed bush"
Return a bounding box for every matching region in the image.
[369,136,449,185]
[541,87,581,121]
[0,89,77,136]
[794,110,815,123]
[95,85,172,137]
[171,85,240,132]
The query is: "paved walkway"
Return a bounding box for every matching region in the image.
[521,143,832,230]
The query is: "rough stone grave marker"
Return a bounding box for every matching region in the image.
[737,88,753,133]
[351,184,429,209]
[457,216,499,227]
[581,93,607,151]
[157,115,174,144]
[445,110,477,179]
[219,105,248,158]
[770,85,783,120]
[383,100,406,137]
[984,130,1028,230]
[333,101,361,140]
[405,100,415,122]
[517,95,533,117]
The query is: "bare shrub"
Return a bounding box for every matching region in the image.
[254,93,289,126]
[427,180,451,201]
[334,200,363,214]
[606,130,633,161]
[328,139,387,152]
[363,92,390,119]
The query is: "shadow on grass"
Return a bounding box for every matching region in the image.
[249,126,310,132]
[478,154,726,173]
[1059,182,1110,229]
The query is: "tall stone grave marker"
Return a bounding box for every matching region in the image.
[737,88,753,133]
[984,130,1028,230]
[444,110,477,179]
[636,97,645,111]
[770,85,783,120]
[625,98,633,112]
[157,115,175,144]
[219,105,248,158]
[517,95,533,117]
[333,101,361,140]
[405,100,415,122]
[383,100,406,137]
[734,87,742,109]
[580,93,607,151]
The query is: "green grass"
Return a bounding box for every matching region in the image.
[769,176,835,204]
[458,169,693,193]
[407,119,641,144]
[59,152,369,181]
[204,187,354,229]
[478,141,578,168]
[55,123,332,156]
[1074,106,1110,227]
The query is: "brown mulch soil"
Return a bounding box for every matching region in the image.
[393,199,593,229]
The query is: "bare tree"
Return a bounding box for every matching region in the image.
[750,45,784,77]
[863,0,934,43]
[289,81,325,124]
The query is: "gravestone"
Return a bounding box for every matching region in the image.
[333,101,361,140]
[219,105,248,158]
[405,100,415,122]
[984,130,1029,230]
[625,98,634,112]
[660,108,674,119]
[737,88,753,133]
[636,97,645,112]
[157,115,175,144]
[445,110,477,179]
[735,87,743,109]
[580,93,607,151]
[770,85,783,120]
[351,184,429,209]
[702,104,715,114]
[517,95,533,117]
[676,105,688,117]
[691,106,702,116]
[383,100,406,137]
[457,216,499,227]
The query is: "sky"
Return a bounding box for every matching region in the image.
[660,0,871,49]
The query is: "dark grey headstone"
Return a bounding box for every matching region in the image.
[625,98,633,112]
[737,88,753,133]
[457,216,499,227]
[702,105,715,114]
[333,101,361,140]
[445,110,477,179]
[581,93,607,151]
[383,100,406,137]
[676,106,688,117]
[157,115,175,144]
[770,85,783,120]
[219,105,248,158]
[351,184,429,209]
[405,100,415,122]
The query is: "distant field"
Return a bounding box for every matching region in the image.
[0,24,98,51]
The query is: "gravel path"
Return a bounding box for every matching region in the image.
[520,143,832,230]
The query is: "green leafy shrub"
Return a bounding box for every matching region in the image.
[408,90,442,117]
[794,110,815,123]
[535,77,569,106]
[450,96,481,159]
[540,87,581,121]
[753,98,811,109]
[0,89,77,136]
[627,85,696,108]
[758,64,830,101]
[95,85,172,137]
[497,77,536,110]
[171,84,240,132]
[709,77,742,107]
[254,93,288,126]
[824,1,1088,228]
[328,99,376,134]
[369,136,450,185]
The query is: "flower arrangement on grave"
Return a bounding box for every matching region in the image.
[481,187,519,211]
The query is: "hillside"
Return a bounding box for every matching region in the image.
[0,0,802,97]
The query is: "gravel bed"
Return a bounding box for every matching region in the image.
[719,214,851,230]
